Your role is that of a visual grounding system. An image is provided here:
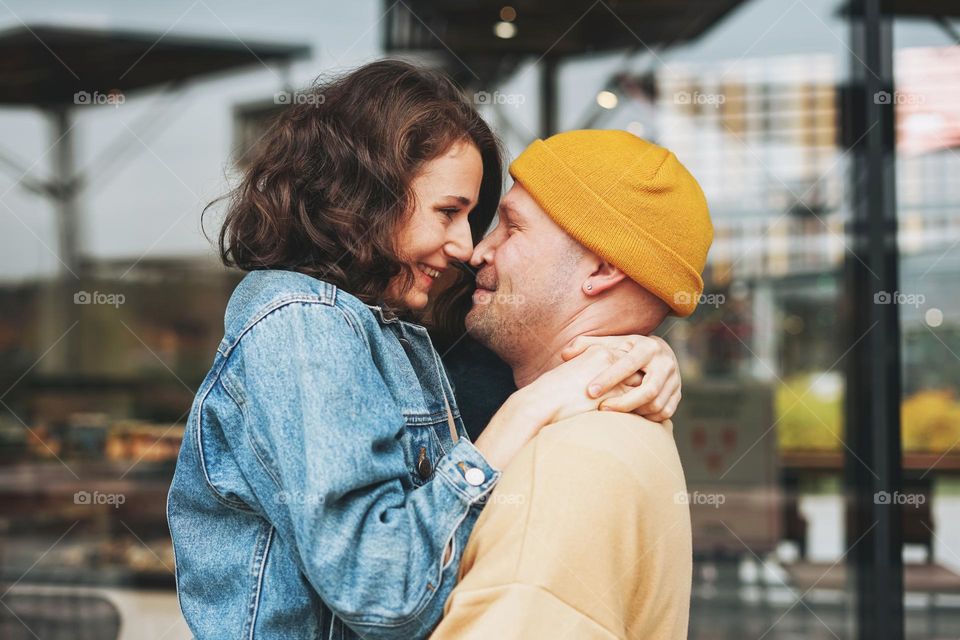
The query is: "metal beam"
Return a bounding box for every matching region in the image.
[843,1,904,638]
[539,56,558,138]
[50,107,80,278]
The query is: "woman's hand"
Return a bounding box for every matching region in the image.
[475,344,634,470]
[475,339,679,471]
[560,334,681,422]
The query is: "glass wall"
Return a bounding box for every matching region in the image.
[892,13,960,640]
[651,6,857,637]
[496,0,946,637]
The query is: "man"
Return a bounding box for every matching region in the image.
[431,129,714,639]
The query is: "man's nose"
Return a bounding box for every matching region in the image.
[470,224,503,268]
[470,233,493,268]
[444,215,474,263]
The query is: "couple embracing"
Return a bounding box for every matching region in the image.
[168,59,713,640]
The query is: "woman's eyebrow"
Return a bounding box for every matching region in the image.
[444,195,473,205]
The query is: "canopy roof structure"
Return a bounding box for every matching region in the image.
[0,24,309,279]
[383,0,746,136]
[0,24,309,105]
[384,0,746,87]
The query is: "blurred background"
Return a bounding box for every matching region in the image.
[0,0,957,638]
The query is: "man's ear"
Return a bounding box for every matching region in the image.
[583,259,628,296]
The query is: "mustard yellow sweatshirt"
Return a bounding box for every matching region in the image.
[431,411,692,640]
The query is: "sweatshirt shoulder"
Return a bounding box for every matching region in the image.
[538,411,681,470]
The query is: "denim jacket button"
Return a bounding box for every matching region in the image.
[417,447,432,479]
[464,467,485,486]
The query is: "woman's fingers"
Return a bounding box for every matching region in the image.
[562,334,680,409]
[547,336,682,421]
[623,372,644,388]
[646,337,678,380]
[561,335,633,361]
[597,373,662,412]
[639,384,679,421]
[584,340,657,397]
[603,374,680,421]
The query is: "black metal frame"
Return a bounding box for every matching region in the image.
[843,1,905,638]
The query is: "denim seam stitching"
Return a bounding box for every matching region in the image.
[338,304,369,347]
[217,364,284,492]
[220,294,336,356]
[166,479,186,626]
[222,372,285,492]
[193,364,254,511]
[404,411,458,425]
[244,524,274,640]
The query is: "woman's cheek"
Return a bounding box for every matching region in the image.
[422,220,449,257]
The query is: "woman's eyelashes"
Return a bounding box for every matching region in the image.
[437,205,467,221]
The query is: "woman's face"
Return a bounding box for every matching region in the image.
[389,139,483,311]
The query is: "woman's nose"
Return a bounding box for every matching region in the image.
[444,216,474,262]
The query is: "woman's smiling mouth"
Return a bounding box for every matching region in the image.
[417,263,444,287]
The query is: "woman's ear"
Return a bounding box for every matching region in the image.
[583,260,628,296]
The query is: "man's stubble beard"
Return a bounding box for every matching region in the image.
[466,251,581,366]
[467,294,548,368]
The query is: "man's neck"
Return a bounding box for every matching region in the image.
[511,330,575,390]
[511,305,619,389]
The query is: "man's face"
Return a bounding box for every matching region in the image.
[465,182,584,359]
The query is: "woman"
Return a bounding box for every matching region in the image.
[167,60,681,640]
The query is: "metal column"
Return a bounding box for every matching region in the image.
[843,1,904,638]
[540,56,558,138]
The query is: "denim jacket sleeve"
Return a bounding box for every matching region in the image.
[220,300,500,639]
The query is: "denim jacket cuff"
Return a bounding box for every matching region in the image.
[435,439,501,505]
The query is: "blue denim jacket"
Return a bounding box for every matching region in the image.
[167,270,501,639]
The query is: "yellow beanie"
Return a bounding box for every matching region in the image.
[509,130,713,316]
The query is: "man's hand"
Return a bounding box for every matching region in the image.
[560,334,681,422]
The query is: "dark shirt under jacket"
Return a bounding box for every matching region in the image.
[438,335,516,442]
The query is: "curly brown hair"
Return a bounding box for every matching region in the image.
[210,59,502,337]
